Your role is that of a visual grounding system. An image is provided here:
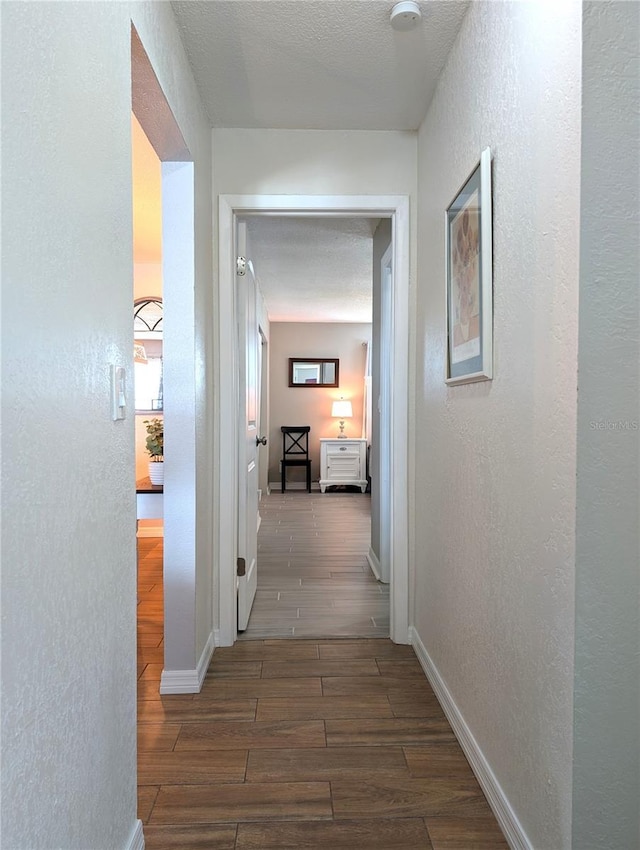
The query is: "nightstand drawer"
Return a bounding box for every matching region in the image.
[323,441,360,455]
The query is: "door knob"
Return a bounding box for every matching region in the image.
[256,436,267,446]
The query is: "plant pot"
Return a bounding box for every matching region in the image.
[148,460,164,485]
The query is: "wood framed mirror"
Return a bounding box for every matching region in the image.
[288,358,339,388]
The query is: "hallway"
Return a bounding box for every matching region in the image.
[137,541,508,849]
[241,491,389,639]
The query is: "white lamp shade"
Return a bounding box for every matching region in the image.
[331,400,353,419]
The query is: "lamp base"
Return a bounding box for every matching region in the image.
[337,420,347,438]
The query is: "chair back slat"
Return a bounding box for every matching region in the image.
[281,426,310,459]
[280,426,312,492]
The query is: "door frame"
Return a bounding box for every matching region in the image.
[236,222,260,631]
[217,194,410,646]
[257,325,269,505]
[378,242,394,584]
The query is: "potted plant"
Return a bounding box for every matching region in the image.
[144,417,164,485]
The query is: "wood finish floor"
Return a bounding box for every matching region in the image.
[242,491,389,639]
[137,529,508,850]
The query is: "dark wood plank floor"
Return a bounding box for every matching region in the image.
[137,535,508,850]
[242,491,389,639]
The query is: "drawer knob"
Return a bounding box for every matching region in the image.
[339,446,347,451]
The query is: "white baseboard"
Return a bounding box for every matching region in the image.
[196,629,216,684]
[159,630,215,694]
[410,627,532,850]
[366,547,382,581]
[136,525,164,538]
[125,819,144,850]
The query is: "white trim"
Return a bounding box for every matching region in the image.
[410,627,532,850]
[378,242,393,586]
[125,819,144,850]
[195,629,216,684]
[218,195,239,646]
[159,630,215,694]
[366,547,384,582]
[159,667,199,694]
[389,198,410,644]
[217,194,410,648]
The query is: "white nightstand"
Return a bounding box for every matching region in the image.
[319,438,368,493]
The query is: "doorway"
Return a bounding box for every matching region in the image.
[216,194,410,647]
[131,26,199,694]
[241,216,383,639]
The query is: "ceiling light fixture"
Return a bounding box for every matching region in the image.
[390,1,422,31]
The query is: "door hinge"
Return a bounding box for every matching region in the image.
[236,256,247,276]
[237,557,246,577]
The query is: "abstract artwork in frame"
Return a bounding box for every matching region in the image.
[445,147,493,384]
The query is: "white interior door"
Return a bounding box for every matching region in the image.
[379,244,393,584]
[236,220,259,631]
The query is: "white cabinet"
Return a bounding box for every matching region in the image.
[319,438,368,493]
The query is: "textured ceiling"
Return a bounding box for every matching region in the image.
[245,216,378,322]
[171,0,470,130]
[168,1,469,322]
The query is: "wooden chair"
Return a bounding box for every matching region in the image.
[281,426,312,493]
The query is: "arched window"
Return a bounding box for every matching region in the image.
[134,298,163,412]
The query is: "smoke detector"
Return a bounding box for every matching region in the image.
[390,1,422,31]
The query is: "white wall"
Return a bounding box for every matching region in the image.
[268,323,371,483]
[414,4,581,848]
[0,3,211,848]
[211,128,417,631]
[573,4,640,848]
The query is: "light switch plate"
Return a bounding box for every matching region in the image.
[111,365,126,420]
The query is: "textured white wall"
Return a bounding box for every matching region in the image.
[0,3,211,848]
[268,323,371,482]
[414,3,581,848]
[573,4,640,848]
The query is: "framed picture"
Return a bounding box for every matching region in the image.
[445,147,493,384]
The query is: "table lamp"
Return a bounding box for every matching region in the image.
[331,398,353,438]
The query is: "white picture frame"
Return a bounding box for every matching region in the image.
[445,147,493,385]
